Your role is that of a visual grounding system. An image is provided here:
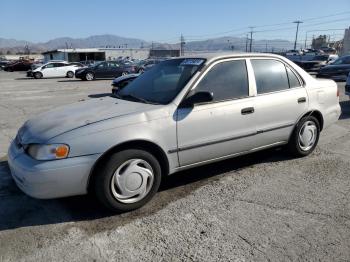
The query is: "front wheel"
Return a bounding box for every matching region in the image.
[33,72,43,79]
[287,115,320,157]
[94,149,162,212]
[85,72,94,81]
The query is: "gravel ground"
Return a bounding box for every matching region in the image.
[0,71,349,261]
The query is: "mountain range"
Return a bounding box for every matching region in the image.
[0,34,295,54]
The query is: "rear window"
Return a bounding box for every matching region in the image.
[251,59,290,94]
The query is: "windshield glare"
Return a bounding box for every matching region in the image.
[117,58,205,104]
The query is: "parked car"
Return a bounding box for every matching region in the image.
[294,55,331,72]
[0,60,11,70]
[30,61,83,79]
[111,73,140,94]
[134,59,166,73]
[75,61,136,80]
[317,55,350,81]
[4,60,33,71]
[346,73,350,98]
[8,53,340,212]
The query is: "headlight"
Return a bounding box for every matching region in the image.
[27,144,70,160]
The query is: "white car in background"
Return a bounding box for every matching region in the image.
[32,61,83,79]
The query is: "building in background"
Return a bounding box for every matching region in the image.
[42,48,151,62]
[149,49,180,58]
[311,35,328,50]
[342,27,350,55]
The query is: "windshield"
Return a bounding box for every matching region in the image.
[116,58,206,105]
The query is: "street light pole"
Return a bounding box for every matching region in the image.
[293,20,303,50]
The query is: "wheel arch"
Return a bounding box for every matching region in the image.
[87,139,170,193]
[301,110,324,131]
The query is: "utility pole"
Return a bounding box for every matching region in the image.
[249,27,255,52]
[245,34,249,52]
[293,20,303,50]
[265,42,268,52]
[180,34,186,56]
[304,31,308,49]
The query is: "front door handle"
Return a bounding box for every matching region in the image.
[241,107,255,115]
[298,97,306,103]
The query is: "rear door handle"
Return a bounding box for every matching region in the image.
[241,107,255,115]
[298,97,306,103]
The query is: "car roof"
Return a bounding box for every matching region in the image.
[180,52,287,65]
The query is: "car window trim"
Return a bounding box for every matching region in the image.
[183,58,252,106]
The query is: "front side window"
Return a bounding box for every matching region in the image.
[42,63,54,69]
[195,60,248,102]
[251,59,289,94]
[117,58,205,104]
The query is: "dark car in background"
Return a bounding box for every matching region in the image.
[317,55,350,81]
[111,73,140,94]
[75,61,136,80]
[0,60,11,70]
[4,60,33,71]
[134,58,166,73]
[294,55,330,72]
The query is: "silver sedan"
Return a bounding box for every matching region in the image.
[8,53,341,212]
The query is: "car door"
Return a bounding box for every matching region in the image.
[41,63,56,77]
[107,62,121,78]
[176,59,257,166]
[53,63,67,77]
[249,58,308,147]
[94,62,108,78]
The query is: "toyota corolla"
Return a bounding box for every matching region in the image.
[8,53,341,212]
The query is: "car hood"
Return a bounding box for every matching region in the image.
[19,96,157,143]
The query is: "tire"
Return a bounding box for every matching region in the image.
[33,72,43,79]
[66,71,74,78]
[85,72,94,81]
[94,149,162,212]
[287,115,320,157]
[121,71,128,76]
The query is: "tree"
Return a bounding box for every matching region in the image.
[6,50,11,55]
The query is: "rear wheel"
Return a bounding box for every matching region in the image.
[94,149,161,212]
[287,115,320,157]
[66,71,74,78]
[33,72,43,79]
[85,72,94,81]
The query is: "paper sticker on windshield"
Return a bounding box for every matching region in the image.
[180,59,205,66]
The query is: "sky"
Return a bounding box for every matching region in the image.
[0,0,349,45]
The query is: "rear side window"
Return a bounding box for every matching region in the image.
[286,67,301,88]
[251,59,289,94]
[195,60,248,102]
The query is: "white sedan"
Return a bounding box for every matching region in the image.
[32,62,83,79]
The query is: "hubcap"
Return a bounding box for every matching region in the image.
[111,159,154,204]
[298,121,317,151]
[86,73,93,80]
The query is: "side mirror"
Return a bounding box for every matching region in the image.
[181,91,213,107]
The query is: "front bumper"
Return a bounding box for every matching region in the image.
[7,140,101,199]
